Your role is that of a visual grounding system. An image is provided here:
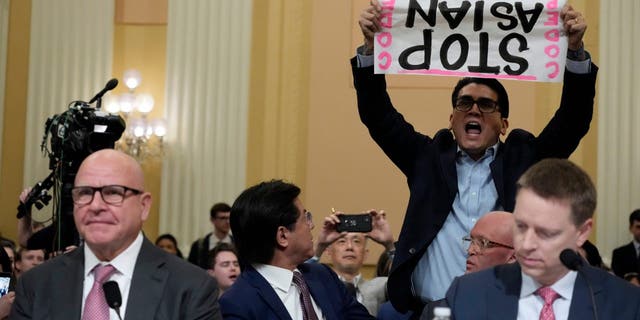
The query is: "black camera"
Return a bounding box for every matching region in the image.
[336,214,372,233]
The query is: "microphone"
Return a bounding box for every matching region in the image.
[89,78,119,104]
[559,249,598,320]
[559,248,583,271]
[103,280,123,320]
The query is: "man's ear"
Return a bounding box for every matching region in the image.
[276,226,289,248]
[576,218,593,247]
[500,118,509,136]
[449,113,454,130]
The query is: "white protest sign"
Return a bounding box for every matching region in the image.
[374,0,568,82]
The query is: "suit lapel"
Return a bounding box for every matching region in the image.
[51,247,85,319]
[492,264,521,320]
[244,266,292,320]
[568,266,604,320]
[490,143,505,207]
[125,238,169,318]
[440,140,458,200]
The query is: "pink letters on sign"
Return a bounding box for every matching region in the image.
[544,45,560,58]
[377,32,393,48]
[378,51,392,70]
[544,29,560,41]
[545,61,559,79]
[544,11,559,26]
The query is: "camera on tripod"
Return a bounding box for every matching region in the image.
[18,79,126,251]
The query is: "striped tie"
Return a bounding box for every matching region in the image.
[292,271,319,320]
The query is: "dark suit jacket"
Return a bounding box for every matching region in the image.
[11,237,221,319]
[445,263,640,320]
[188,233,234,269]
[351,58,598,312]
[611,242,640,278]
[219,263,374,319]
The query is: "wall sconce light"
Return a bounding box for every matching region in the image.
[106,69,167,161]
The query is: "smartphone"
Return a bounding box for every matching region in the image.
[336,214,372,233]
[0,272,11,297]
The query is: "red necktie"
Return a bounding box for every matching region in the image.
[536,286,560,320]
[292,271,319,320]
[82,264,116,320]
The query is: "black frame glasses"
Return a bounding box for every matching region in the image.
[71,185,143,205]
[462,235,513,252]
[455,96,499,113]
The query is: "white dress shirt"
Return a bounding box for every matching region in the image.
[517,270,577,320]
[254,264,325,320]
[82,232,144,320]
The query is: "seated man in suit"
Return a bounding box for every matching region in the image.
[314,210,395,316]
[11,149,221,320]
[220,180,374,319]
[445,159,640,319]
[419,211,516,319]
[611,209,640,278]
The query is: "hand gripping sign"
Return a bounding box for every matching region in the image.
[374,0,568,82]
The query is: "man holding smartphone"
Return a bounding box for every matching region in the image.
[313,210,395,317]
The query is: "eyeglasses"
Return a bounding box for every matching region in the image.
[462,235,513,252]
[304,211,313,225]
[71,185,143,205]
[455,96,499,113]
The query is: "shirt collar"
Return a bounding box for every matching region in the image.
[633,239,640,252]
[456,141,500,160]
[520,270,577,300]
[253,263,295,294]
[337,273,362,287]
[83,232,144,279]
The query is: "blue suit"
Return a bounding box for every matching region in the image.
[219,262,374,319]
[445,263,640,320]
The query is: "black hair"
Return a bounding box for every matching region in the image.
[210,202,232,219]
[451,77,510,118]
[629,209,640,226]
[154,233,184,258]
[230,180,301,265]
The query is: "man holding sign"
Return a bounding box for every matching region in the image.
[351,0,597,315]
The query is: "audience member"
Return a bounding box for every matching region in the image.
[420,211,515,320]
[0,245,14,320]
[445,159,640,319]
[579,239,606,269]
[188,202,233,269]
[354,1,597,313]
[207,242,240,297]
[624,272,640,287]
[611,209,640,278]
[220,180,374,319]
[315,210,394,316]
[11,149,221,319]
[13,248,44,278]
[0,241,15,274]
[155,233,184,258]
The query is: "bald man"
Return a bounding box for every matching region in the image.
[420,212,515,320]
[465,211,516,273]
[12,149,221,320]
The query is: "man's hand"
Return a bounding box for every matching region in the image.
[315,213,347,258]
[366,209,395,251]
[560,4,587,51]
[358,0,382,55]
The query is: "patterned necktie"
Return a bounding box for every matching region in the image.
[536,286,560,320]
[83,264,117,320]
[292,271,319,320]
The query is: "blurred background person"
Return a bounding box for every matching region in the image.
[611,209,640,278]
[207,242,240,297]
[155,233,184,258]
[13,248,44,278]
[189,202,233,269]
